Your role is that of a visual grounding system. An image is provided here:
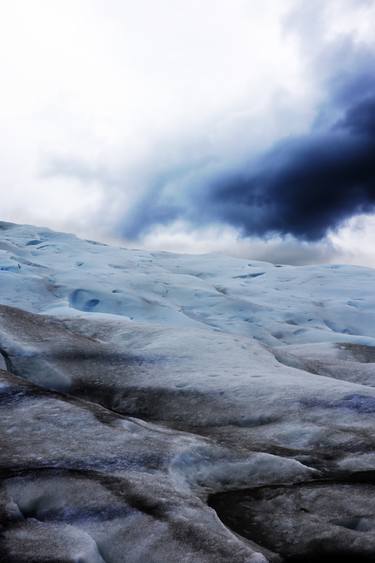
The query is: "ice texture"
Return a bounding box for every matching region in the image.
[0,221,375,562]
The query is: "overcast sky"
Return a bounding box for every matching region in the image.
[1,0,375,265]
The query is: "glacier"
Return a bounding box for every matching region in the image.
[0,220,375,562]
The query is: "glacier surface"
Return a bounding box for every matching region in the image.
[0,220,375,562]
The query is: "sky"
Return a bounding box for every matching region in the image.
[1,0,375,265]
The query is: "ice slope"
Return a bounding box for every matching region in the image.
[1,220,375,562]
[1,220,375,345]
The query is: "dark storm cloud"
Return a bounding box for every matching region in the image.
[123,58,375,242]
[208,94,375,240]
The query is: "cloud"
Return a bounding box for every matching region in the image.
[0,0,299,235]
[138,222,345,266]
[121,43,375,242]
[1,0,375,265]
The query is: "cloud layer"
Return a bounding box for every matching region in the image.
[1,0,375,265]
[122,48,375,241]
